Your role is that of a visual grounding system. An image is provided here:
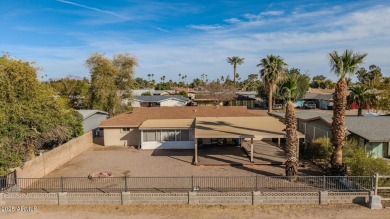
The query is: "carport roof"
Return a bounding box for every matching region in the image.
[139,119,194,129]
[195,117,304,139]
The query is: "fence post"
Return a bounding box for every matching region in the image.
[13,170,17,185]
[191,176,194,191]
[255,175,258,191]
[61,176,64,193]
[124,176,128,192]
[322,175,326,190]
[374,173,379,195]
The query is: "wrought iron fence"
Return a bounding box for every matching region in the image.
[2,175,374,193]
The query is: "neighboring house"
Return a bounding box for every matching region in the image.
[236,91,257,99]
[270,112,390,158]
[131,89,175,96]
[225,95,256,109]
[192,95,256,109]
[301,93,333,110]
[131,95,190,107]
[77,110,109,136]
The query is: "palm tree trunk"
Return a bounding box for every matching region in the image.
[285,101,298,179]
[268,87,273,112]
[330,78,347,175]
[233,64,236,84]
[358,103,362,116]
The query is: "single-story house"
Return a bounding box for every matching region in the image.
[270,112,390,158]
[99,106,303,163]
[301,93,333,110]
[131,95,190,107]
[77,110,109,136]
[131,89,175,96]
[192,95,256,109]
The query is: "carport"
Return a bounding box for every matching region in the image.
[194,116,304,164]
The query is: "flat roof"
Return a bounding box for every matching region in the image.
[195,117,304,139]
[139,119,194,130]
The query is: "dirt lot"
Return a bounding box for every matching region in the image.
[3,204,390,219]
[45,144,321,178]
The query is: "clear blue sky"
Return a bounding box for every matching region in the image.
[1,0,389,82]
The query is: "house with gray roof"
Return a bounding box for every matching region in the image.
[301,93,334,110]
[270,112,390,158]
[131,95,190,107]
[77,110,109,136]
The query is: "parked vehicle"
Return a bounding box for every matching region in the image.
[273,104,283,110]
[303,101,316,109]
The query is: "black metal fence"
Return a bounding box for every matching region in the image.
[0,170,17,191]
[4,175,373,193]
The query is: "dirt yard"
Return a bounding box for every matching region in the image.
[45,144,321,178]
[2,204,390,219]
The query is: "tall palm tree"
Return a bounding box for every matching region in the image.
[147,74,151,81]
[348,84,375,116]
[227,56,244,84]
[257,54,288,112]
[328,49,367,174]
[279,73,300,178]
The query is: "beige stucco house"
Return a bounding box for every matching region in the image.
[99,106,304,164]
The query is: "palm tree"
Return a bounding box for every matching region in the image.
[348,84,375,116]
[328,49,367,174]
[147,74,151,81]
[279,73,300,179]
[227,56,244,84]
[257,54,288,112]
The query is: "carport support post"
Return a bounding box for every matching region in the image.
[277,138,280,147]
[194,138,198,164]
[250,138,254,162]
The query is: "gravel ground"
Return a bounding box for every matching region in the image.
[45,145,321,178]
[3,204,390,219]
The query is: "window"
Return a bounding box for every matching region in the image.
[161,130,175,141]
[143,130,161,142]
[144,129,193,142]
[122,128,131,132]
[175,130,181,141]
[181,130,189,141]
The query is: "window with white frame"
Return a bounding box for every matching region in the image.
[143,129,193,142]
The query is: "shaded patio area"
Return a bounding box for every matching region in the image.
[196,140,286,166]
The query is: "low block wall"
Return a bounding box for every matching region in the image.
[13,132,93,179]
[0,191,370,206]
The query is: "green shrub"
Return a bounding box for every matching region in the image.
[305,137,332,160]
[306,137,390,176]
[344,142,390,176]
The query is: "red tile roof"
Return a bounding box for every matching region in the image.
[99,106,266,127]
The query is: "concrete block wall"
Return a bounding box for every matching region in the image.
[0,191,372,206]
[260,192,319,204]
[327,192,369,204]
[1,193,58,205]
[67,193,122,205]
[13,131,93,179]
[129,193,188,204]
[191,192,253,205]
